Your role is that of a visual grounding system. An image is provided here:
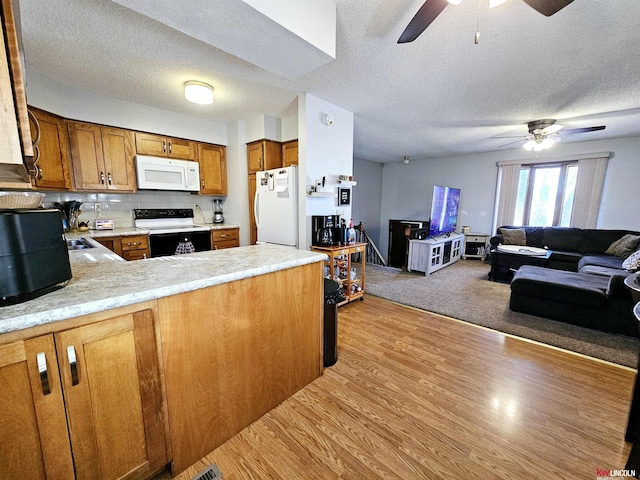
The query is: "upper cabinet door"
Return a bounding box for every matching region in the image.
[101,127,136,191]
[198,143,227,195]
[167,137,195,160]
[247,141,263,174]
[0,336,75,480]
[135,132,167,157]
[282,140,298,167]
[68,121,106,191]
[135,132,195,160]
[29,108,72,190]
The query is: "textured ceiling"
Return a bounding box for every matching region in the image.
[18,0,640,163]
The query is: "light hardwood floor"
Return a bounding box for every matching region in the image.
[159,296,635,479]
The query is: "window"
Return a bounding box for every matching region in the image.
[513,162,578,227]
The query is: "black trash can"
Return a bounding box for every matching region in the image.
[323,278,346,367]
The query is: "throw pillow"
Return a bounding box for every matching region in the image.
[623,250,640,271]
[499,228,526,246]
[605,234,640,259]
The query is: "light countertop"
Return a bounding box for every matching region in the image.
[0,240,326,335]
[68,223,241,238]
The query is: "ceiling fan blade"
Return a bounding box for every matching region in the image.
[499,139,525,148]
[398,0,449,44]
[561,126,606,135]
[521,0,574,17]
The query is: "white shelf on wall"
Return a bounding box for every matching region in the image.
[338,180,357,187]
[307,192,336,198]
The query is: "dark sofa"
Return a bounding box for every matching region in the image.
[489,226,640,337]
[490,226,640,273]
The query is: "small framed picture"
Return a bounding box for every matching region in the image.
[339,188,351,206]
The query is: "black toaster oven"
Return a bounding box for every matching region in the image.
[0,208,72,306]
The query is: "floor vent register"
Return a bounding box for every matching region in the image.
[191,464,223,480]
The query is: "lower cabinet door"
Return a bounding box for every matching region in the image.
[56,310,169,480]
[0,335,75,479]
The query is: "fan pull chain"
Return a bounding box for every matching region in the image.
[474,0,481,44]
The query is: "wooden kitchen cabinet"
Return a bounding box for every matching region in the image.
[0,305,170,480]
[95,234,150,260]
[247,139,281,174]
[211,227,239,249]
[135,132,195,160]
[0,0,34,189]
[68,122,136,192]
[282,139,298,167]
[0,335,75,479]
[28,107,72,190]
[197,142,227,195]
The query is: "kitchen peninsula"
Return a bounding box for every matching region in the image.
[0,241,326,479]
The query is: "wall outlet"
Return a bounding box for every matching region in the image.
[94,203,102,213]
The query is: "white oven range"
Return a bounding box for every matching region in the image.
[134,208,211,257]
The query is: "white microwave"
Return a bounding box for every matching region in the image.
[135,155,200,192]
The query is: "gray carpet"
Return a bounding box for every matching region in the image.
[366,260,640,368]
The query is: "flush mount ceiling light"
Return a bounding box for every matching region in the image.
[184,81,214,105]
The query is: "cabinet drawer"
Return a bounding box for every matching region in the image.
[213,240,239,250]
[211,229,239,242]
[466,236,487,243]
[121,235,149,251]
[351,245,365,253]
[122,250,148,261]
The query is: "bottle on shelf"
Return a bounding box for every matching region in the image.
[348,219,356,244]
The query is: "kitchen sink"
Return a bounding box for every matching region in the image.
[66,238,96,250]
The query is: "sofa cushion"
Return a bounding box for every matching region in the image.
[605,234,640,258]
[543,227,582,251]
[578,254,624,271]
[579,265,629,277]
[499,227,526,245]
[525,227,545,247]
[623,250,640,272]
[511,266,608,307]
[579,229,631,254]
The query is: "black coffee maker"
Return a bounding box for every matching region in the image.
[312,215,341,246]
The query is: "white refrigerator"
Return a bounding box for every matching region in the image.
[254,165,298,247]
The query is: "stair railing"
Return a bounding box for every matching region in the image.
[354,222,386,266]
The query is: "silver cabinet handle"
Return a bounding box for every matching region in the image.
[108,172,113,185]
[67,345,79,386]
[37,352,51,395]
[168,142,172,154]
[220,234,228,238]
[201,179,205,188]
[100,172,105,184]
[162,140,166,153]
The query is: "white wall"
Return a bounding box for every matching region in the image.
[352,157,383,247]
[26,71,227,145]
[374,136,640,263]
[299,93,354,249]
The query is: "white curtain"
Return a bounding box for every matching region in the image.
[494,163,521,228]
[571,155,609,228]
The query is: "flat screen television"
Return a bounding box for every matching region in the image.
[428,185,461,237]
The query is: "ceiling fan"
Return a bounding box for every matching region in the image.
[497,119,606,151]
[398,0,574,43]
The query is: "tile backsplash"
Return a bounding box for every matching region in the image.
[41,190,223,227]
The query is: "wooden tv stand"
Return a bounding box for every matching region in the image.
[407,233,464,276]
